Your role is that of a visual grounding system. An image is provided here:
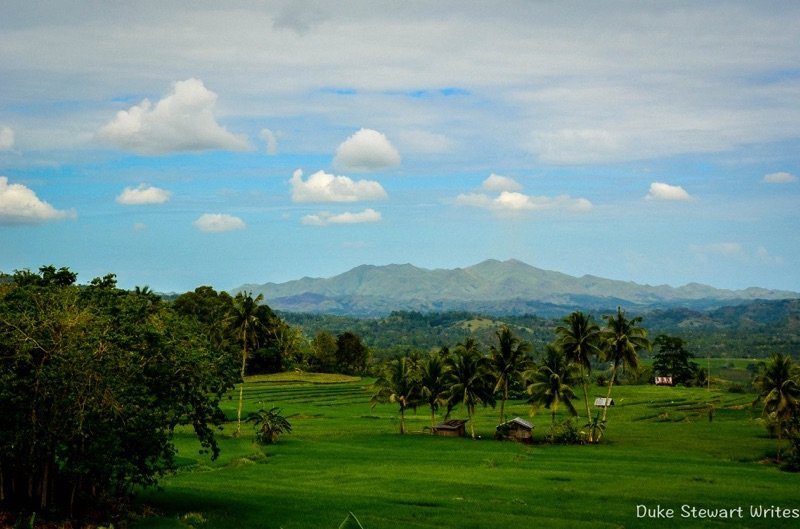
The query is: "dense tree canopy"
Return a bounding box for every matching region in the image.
[0,267,238,517]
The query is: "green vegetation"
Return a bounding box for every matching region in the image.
[3,266,799,528]
[128,373,798,529]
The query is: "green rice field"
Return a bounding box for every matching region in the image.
[132,372,798,529]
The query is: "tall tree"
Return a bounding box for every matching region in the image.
[525,345,579,428]
[599,307,651,426]
[753,352,800,462]
[336,331,370,375]
[370,356,420,434]
[227,292,265,437]
[489,325,532,424]
[418,353,450,431]
[445,350,496,439]
[652,334,699,386]
[555,311,601,439]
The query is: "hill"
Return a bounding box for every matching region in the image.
[237,259,798,317]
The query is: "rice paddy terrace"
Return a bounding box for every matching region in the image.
[132,372,799,529]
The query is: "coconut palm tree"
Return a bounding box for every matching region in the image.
[754,352,800,462]
[599,307,651,425]
[525,344,579,428]
[418,353,450,431]
[445,349,496,439]
[227,291,265,437]
[556,311,601,440]
[370,356,420,434]
[489,325,532,424]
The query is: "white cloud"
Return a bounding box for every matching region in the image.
[96,78,250,155]
[0,176,76,224]
[0,126,14,150]
[645,182,693,201]
[116,184,173,205]
[482,174,523,193]
[763,171,796,184]
[456,190,591,214]
[456,175,591,215]
[333,128,401,171]
[290,169,387,203]
[260,128,278,155]
[301,208,382,226]
[193,213,246,233]
[692,242,744,257]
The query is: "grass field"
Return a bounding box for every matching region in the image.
[131,372,798,529]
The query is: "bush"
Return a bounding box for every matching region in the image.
[546,419,582,445]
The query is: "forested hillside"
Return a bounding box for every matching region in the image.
[282,299,800,360]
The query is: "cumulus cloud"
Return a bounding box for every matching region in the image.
[260,128,278,155]
[481,174,523,193]
[301,208,382,226]
[333,128,401,171]
[645,182,693,201]
[290,169,387,203]
[0,126,14,150]
[456,175,591,215]
[193,213,246,233]
[115,184,172,205]
[763,171,796,184]
[0,176,76,224]
[96,78,250,155]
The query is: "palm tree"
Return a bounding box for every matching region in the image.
[370,356,420,434]
[754,352,800,462]
[249,406,292,444]
[445,349,496,439]
[556,311,601,440]
[227,292,265,437]
[599,307,651,425]
[525,344,579,428]
[418,353,450,431]
[489,325,532,424]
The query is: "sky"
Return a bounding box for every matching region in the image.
[1,1,798,294]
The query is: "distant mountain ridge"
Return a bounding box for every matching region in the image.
[236,259,798,317]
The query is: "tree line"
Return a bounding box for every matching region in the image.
[370,309,655,443]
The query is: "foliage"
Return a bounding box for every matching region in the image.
[335,332,370,375]
[555,311,601,439]
[489,325,533,424]
[525,345,579,427]
[599,307,651,429]
[418,352,450,430]
[546,419,582,445]
[0,267,237,519]
[370,356,420,434]
[652,334,702,386]
[753,352,800,462]
[248,407,292,445]
[444,348,496,439]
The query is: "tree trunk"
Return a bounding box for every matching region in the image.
[234,338,248,438]
[601,362,618,424]
[579,365,593,442]
[430,408,436,434]
[400,406,406,435]
[498,383,508,425]
[776,418,783,463]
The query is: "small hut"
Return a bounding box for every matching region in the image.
[495,417,534,443]
[594,397,615,407]
[432,419,468,437]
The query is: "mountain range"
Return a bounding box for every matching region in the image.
[236,259,799,317]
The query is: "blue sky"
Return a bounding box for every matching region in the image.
[1,1,798,293]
